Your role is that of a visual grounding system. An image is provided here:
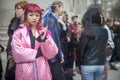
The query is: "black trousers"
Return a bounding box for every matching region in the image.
[5,61,15,80]
[49,61,66,80]
[0,60,3,79]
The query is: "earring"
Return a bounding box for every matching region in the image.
[25,20,30,26]
[37,22,41,27]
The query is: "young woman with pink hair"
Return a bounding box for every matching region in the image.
[11,3,58,80]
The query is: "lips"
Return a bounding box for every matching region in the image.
[32,21,37,23]
[30,21,38,25]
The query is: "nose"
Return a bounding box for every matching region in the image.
[33,15,36,20]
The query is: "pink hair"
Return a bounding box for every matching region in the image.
[24,3,42,22]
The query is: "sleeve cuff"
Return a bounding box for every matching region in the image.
[36,36,47,42]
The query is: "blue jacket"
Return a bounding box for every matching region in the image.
[44,13,63,62]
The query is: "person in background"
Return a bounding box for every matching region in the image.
[106,18,114,38]
[58,11,69,65]
[43,1,66,80]
[41,9,45,17]
[0,44,4,79]
[76,7,108,80]
[67,15,79,80]
[69,15,79,62]
[110,19,120,64]
[75,23,84,76]
[11,3,58,80]
[69,15,78,35]
[101,17,115,80]
[58,12,67,65]
[5,1,28,80]
[58,12,76,80]
[76,22,84,42]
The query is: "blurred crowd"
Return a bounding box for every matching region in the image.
[0,0,120,80]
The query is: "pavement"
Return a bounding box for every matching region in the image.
[1,51,120,80]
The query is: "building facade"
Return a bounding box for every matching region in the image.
[0,0,93,27]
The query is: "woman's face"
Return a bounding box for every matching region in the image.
[114,20,120,26]
[57,6,64,16]
[73,17,78,24]
[15,5,24,18]
[27,12,40,27]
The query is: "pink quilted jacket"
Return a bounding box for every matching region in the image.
[11,24,58,80]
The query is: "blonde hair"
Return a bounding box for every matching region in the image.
[51,1,63,12]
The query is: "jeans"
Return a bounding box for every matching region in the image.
[81,65,104,80]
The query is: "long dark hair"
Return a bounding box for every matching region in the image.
[82,7,102,39]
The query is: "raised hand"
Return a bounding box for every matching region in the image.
[40,26,48,40]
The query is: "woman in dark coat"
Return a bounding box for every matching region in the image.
[5,1,28,80]
[58,12,78,80]
[76,7,108,80]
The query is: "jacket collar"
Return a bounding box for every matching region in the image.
[52,13,59,19]
[92,23,102,27]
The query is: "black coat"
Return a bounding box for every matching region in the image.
[110,25,120,61]
[76,24,108,66]
[6,17,20,53]
[59,23,68,57]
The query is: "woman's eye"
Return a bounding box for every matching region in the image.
[36,14,40,17]
[29,14,33,16]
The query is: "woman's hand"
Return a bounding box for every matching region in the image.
[76,67,81,74]
[58,17,65,26]
[60,57,64,64]
[40,26,48,40]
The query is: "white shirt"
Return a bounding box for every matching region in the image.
[104,25,115,49]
